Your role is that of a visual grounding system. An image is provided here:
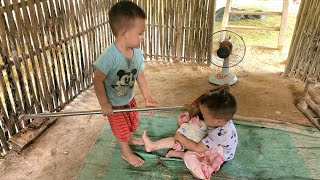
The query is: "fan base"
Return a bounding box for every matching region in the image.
[209,73,237,85]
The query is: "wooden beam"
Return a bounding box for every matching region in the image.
[226,25,280,31]
[9,117,57,152]
[230,11,282,16]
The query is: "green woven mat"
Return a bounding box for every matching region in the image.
[77,111,320,179]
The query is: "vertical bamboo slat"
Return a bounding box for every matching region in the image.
[11,0,34,121]
[2,0,25,130]
[12,0,39,115]
[46,0,67,109]
[0,116,9,151]
[34,0,59,111]
[207,0,216,65]
[285,0,320,82]
[54,0,71,104]
[283,0,307,76]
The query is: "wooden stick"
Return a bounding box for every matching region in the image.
[297,103,320,131]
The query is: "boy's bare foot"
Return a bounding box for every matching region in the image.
[121,152,144,167]
[129,137,144,145]
[165,150,185,159]
[141,130,154,152]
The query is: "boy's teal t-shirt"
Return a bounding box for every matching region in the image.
[93,43,145,106]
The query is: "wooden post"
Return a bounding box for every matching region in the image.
[277,0,289,50]
[220,0,232,31]
[207,0,216,65]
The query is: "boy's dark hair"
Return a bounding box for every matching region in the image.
[200,88,237,121]
[108,1,146,36]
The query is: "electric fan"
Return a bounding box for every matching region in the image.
[207,30,246,85]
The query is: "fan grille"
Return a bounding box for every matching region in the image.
[207,30,246,68]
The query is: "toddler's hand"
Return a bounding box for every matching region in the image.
[101,103,113,116]
[191,116,201,126]
[177,112,190,127]
[173,141,184,151]
[144,96,157,107]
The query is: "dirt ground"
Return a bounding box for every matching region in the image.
[1,2,313,180]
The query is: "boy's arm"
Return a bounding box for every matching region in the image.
[93,69,113,116]
[174,132,208,153]
[137,70,157,106]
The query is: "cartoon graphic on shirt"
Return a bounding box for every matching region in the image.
[112,69,137,96]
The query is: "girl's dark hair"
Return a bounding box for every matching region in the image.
[200,89,237,120]
[108,1,146,36]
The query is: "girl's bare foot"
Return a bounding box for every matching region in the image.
[165,150,185,159]
[141,130,154,152]
[121,152,144,167]
[129,137,144,145]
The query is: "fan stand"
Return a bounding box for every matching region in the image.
[209,57,238,85]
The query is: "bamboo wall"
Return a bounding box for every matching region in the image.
[135,0,216,63]
[283,0,320,81]
[0,0,216,155]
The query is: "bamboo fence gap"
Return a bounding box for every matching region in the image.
[0,0,217,155]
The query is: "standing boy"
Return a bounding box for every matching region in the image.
[93,1,157,167]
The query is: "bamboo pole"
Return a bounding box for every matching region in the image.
[153,0,158,61]
[74,0,88,90]
[195,0,202,63]
[294,1,320,79]
[11,0,35,118]
[175,0,182,62]
[283,0,306,76]
[185,0,192,62]
[164,0,169,61]
[19,106,186,120]
[45,0,69,110]
[300,7,320,80]
[182,0,188,62]
[147,0,152,61]
[1,1,24,131]
[35,0,60,111]
[83,0,93,85]
[0,41,16,135]
[26,0,53,111]
[65,0,81,96]
[207,0,216,65]
[201,0,207,63]
[47,0,68,109]
[19,0,43,113]
[169,0,175,62]
[69,0,85,92]
[0,116,9,151]
[54,0,71,104]
[159,0,164,60]
[287,0,313,77]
